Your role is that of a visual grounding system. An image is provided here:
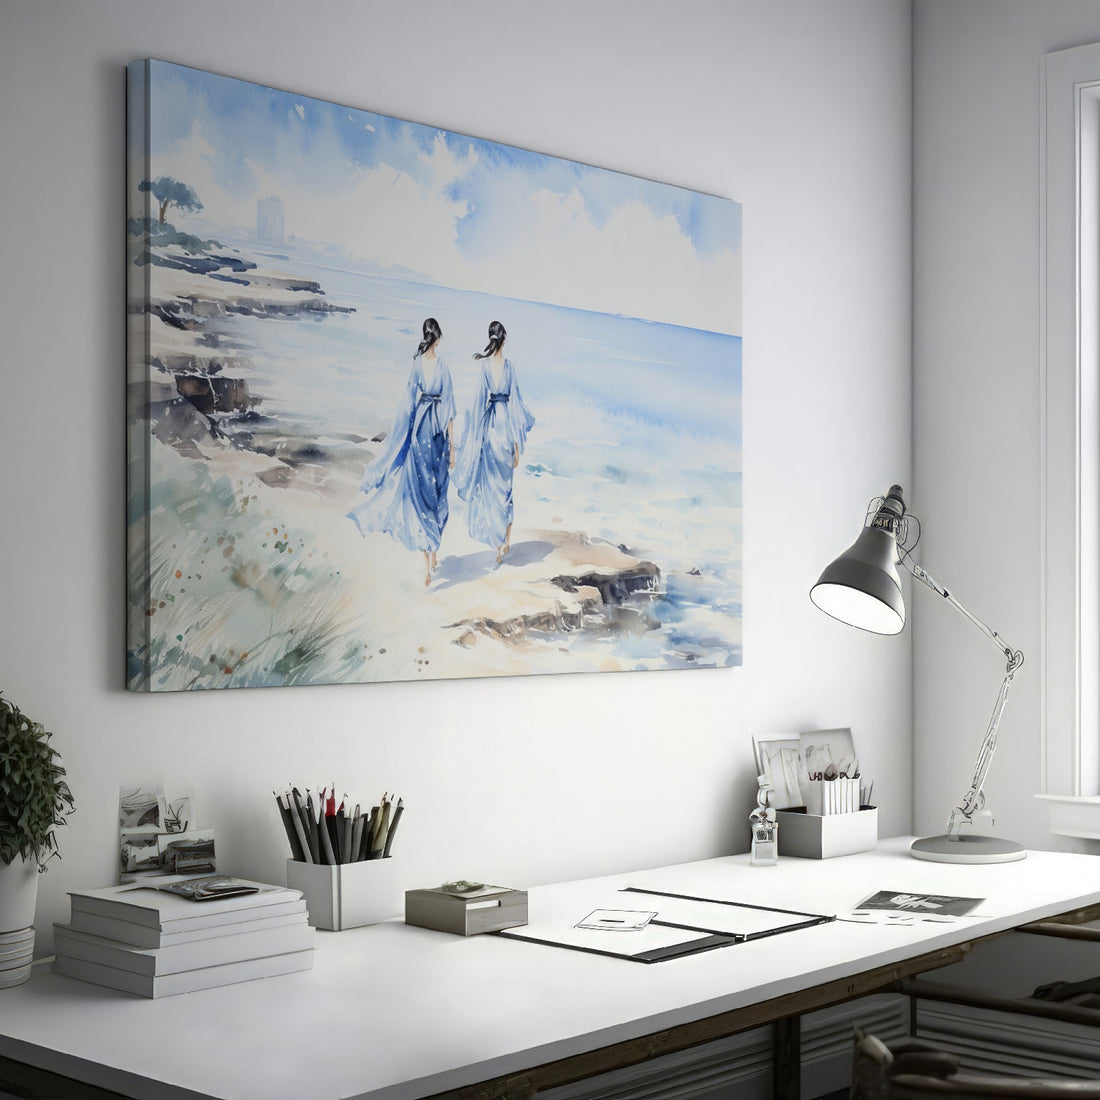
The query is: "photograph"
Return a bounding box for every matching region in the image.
[159,830,216,875]
[798,728,858,782]
[752,737,804,809]
[118,785,163,830]
[854,891,984,918]
[162,797,192,835]
[119,831,161,875]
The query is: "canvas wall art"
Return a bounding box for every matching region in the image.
[126,60,742,691]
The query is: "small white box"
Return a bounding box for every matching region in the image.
[286,859,404,931]
[775,807,878,859]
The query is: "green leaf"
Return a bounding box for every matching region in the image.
[0,691,75,869]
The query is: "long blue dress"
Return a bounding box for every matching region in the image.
[455,357,534,549]
[348,357,455,553]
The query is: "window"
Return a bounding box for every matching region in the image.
[1042,42,1100,799]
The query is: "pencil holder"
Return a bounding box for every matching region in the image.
[286,858,406,931]
[803,778,861,816]
[775,806,878,859]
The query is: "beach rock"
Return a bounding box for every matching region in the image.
[149,396,216,460]
[257,465,294,489]
[552,560,659,605]
[441,530,662,650]
[131,226,357,465]
[176,374,255,415]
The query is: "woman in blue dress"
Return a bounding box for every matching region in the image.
[348,318,456,586]
[455,321,535,562]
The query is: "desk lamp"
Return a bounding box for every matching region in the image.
[809,484,1026,864]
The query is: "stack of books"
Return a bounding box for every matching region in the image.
[53,875,314,998]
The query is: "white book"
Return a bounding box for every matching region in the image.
[54,921,314,976]
[67,903,308,948]
[67,876,302,931]
[54,948,314,998]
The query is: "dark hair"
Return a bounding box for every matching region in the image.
[474,321,507,360]
[414,317,442,359]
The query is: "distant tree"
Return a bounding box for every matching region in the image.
[139,176,203,224]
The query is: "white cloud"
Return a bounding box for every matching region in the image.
[294,104,305,121]
[445,189,741,335]
[245,158,469,276]
[149,119,740,335]
[148,120,255,229]
[418,132,477,192]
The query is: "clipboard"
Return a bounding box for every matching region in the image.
[493,886,834,964]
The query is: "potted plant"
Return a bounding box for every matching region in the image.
[0,691,75,935]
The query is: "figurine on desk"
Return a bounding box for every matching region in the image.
[750,774,779,866]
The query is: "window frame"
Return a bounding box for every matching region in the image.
[1041,42,1100,798]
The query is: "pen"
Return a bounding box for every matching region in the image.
[336,805,348,865]
[370,796,391,860]
[382,798,404,858]
[363,809,380,858]
[341,805,354,865]
[275,791,294,860]
[365,804,381,859]
[306,791,327,865]
[318,792,337,866]
[329,789,345,864]
[276,791,307,863]
[295,788,320,864]
[350,805,364,864]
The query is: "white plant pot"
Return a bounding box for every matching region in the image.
[0,856,39,933]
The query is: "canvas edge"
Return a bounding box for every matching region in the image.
[125,59,154,692]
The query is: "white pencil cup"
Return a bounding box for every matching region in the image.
[803,777,860,816]
[286,858,406,931]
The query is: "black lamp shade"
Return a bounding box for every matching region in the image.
[810,526,905,635]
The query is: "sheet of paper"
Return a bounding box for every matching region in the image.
[496,891,721,959]
[575,909,657,932]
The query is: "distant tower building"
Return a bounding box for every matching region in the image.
[257,195,285,245]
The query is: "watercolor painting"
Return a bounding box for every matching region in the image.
[126,60,742,691]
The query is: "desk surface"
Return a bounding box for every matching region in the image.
[2,837,1099,1100]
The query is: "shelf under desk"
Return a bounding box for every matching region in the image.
[1,837,1099,1100]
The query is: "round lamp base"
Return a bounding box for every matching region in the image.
[910,834,1027,864]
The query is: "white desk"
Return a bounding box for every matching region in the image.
[2,838,1099,1100]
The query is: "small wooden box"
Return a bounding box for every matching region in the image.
[287,858,405,931]
[404,885,528,936]
[776,806,878,859]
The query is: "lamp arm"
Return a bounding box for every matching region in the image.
[901,561,1021,664]
[899,559,1025,837]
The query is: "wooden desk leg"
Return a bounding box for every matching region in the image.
[774,1015,801,1100]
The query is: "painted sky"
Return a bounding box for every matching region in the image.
[137,60,742,336]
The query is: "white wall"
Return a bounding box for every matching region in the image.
[913,0,1100,849]
[0,0,912,951]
